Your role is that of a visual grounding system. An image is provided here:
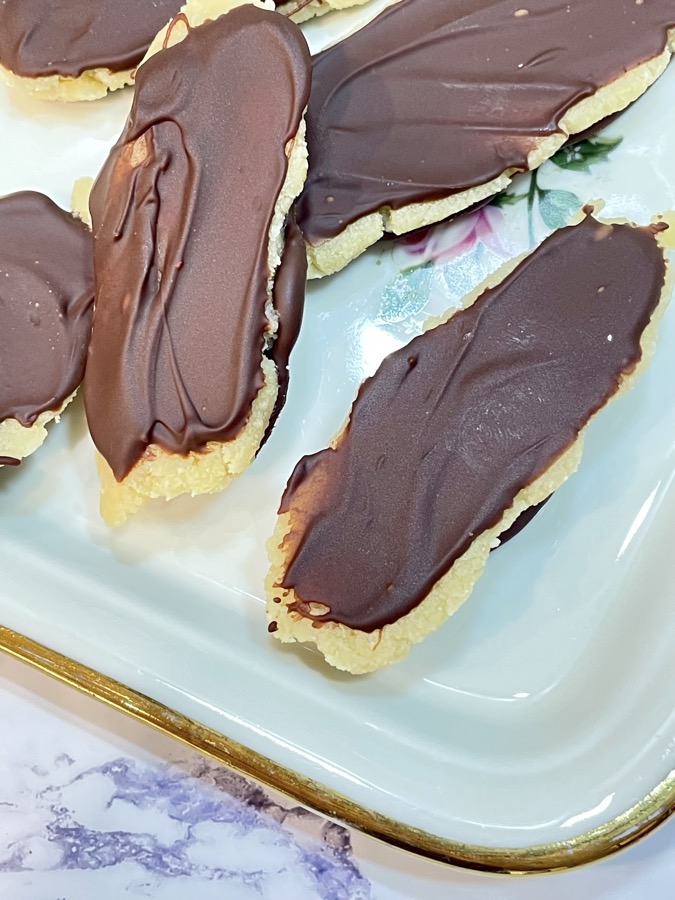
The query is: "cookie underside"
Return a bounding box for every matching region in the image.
[307,34,675,278]
[266,220,674,674]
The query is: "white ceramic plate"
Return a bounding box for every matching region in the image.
[1,3,675,867]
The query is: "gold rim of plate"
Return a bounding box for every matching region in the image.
[1,623,674,874]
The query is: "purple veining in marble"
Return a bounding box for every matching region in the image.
[0,754,372,899]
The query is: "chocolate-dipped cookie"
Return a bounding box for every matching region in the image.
[0,192,94,465]
[84,1,311,526]
[0,0,181,102]
[299,0,675,277]
[266,212,672,673]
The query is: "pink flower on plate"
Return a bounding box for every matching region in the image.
[396,203,508,267]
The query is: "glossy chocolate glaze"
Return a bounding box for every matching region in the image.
[298,0,675,245]
[0,192,94,428]
[0,0,181,79]
[0,457,21,467]
[85,7,311,481]
[277,217,667,631]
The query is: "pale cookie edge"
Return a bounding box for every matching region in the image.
[0,393,77,465]
[97,358,279,526]
[0,61,134,103]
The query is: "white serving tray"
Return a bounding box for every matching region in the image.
[1,2,675,871]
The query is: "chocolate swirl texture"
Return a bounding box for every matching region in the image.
[277,217,667,631]
[0,0,182,79]
[85,7,311,482]
[0,192,94,427]
[298,0,675,245]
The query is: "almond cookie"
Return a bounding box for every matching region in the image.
[266,213,672,673]
[298,0,675,277]
[0,192,94,466]
[84,2,311,526]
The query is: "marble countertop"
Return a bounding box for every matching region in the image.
[1,653,675,899]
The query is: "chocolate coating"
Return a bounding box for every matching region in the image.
[0,0,181,79]
[85,7,311,481]
[278,217,666,631]
[0,192,94,428]
[264,212,308,445]
[0,457,21,467]
[298,0,675,245]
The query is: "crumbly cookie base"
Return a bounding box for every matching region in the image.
[96,360,279,526]
[306,32,675,278]
[266,217,673,674]
[95,0,308,526]
[0,393,76,465]
[0,62,134,103]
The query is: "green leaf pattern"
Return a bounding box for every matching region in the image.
[550,135,623,173]
[506,135,624,244]
[538,189,582,230]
